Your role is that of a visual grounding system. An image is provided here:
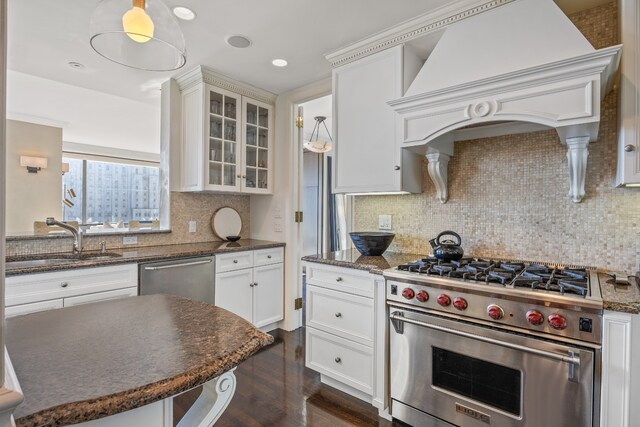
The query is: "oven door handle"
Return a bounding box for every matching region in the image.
[390,312,581,367]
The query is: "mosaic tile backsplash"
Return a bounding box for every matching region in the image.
[354,2,640,273]
[6,192,250,256]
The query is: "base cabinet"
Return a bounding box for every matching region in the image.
[215,248,284,328]
[5,264,138,318]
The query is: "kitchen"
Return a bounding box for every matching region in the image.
[0,0,639,426]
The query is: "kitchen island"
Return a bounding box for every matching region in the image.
[5,294,273,427]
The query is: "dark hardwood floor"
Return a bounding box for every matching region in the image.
[175,328,403,426]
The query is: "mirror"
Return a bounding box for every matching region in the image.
[5,2,167,238]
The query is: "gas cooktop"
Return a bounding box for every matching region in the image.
[396,256,593,298]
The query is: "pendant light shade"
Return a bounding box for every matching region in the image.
[305,116,333,154]
[89,0,186,71]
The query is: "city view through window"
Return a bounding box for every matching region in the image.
[62,157,160,225]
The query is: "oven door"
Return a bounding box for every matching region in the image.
[389,308,595,427]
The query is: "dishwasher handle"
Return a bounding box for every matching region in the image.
[143,259,212,271]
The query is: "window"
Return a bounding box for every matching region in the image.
[62,157,160,225]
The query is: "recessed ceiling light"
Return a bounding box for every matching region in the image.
[173,6,196,21]
[68,62,85,69]
[225,35,252,49]
[272,59,288,67]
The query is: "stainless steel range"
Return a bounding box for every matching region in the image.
[385,256,605,427]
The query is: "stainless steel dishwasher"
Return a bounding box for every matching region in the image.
[139,256,215,304]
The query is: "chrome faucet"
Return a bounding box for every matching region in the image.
[45,217,83,254]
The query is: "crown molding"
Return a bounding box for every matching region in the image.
[324,0,515,68]
[174,65,277,104]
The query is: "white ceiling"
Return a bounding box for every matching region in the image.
[6,0,612,155]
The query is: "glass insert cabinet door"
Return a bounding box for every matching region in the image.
[243,98,272,193]
[206,86,241,191]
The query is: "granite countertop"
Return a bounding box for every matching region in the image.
[600,275,640,314]
[6,239,285,276]
[6,294,274,427]
[302,249,424,275]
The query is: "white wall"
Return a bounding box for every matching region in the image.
[7,71,160,155]
[5,119,62,234]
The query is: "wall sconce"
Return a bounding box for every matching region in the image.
[62,162,70,175]
[20,156,48,173]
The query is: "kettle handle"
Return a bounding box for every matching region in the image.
[436,230,461,246]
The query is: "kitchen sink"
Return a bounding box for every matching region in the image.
[6,252,122,269]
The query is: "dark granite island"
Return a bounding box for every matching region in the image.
[6,294,274,427]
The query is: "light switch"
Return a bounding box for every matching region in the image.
[274,220,283,232]
[379,214,392,230]
[274,207,282,219]
[188,220,197,233]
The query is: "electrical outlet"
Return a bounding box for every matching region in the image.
[379,214,392,230]
[274,220,283,232]
[274,207,282,219]
[188,220,197,233]
[123,236,138,245]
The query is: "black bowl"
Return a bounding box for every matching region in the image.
[226,235,241,242]
[349,232,395,256]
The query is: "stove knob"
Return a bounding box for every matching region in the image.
[548,314,568,330]
[526,310,544,326]
[402,288,415,300]
[453,297,468,310]
[437,294,451,307]
[487,304,504,320]
[416,290,429,303]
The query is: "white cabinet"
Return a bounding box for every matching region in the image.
[5,264,138,318]
[600,311,640,426]
[173,67,275,194]
[616,0,640,186]
[215,247,284,328]
[304,263,387,412]
[332,45,423,194]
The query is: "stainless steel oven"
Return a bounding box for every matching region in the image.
[389,307,599,427]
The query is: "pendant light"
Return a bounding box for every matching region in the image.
[305,116,333,154]
[89,0,187,71]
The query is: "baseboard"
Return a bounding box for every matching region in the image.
[320,375,372,404]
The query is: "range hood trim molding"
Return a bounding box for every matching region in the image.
[391,45,621,204]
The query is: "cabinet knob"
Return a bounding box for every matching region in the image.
[253,282,258,287]
[233,260,238,264]
[335,312,342,318]
[61,282,69,288]
[236,174,241,178]
[249,283,254,287]
[242,175,246,179]
[336,277,343,282]
[334,357,342,364]
[394,165,401,170]
[267,255,272,259]
[625,144,635,152]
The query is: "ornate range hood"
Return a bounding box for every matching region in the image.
[388,0,620,203]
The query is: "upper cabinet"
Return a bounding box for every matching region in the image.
[332,45,423,194]
[616,0,640,186]
[168,66,275,194]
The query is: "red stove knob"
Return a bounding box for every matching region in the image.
[453,297,468,310]
[548,314,567,330]
[402,288,415,300]
[437,294,451,307]
[526,310,544,326]
[416,290,429,303]
[487,304,504,320]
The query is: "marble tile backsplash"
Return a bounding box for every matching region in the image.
[5,192,250,256]
[354,2,640,273]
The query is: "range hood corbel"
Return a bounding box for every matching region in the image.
[389,0,621,204]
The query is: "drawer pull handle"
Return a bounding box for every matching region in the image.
[335,312,342,318]
[267,255,272,259]
[334,357,342,364]
[233,260,239,264]
[61,282,69,288]
[336,277,343,282]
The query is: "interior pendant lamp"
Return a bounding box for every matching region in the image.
[89,0,186,71]
[305,116,333,154]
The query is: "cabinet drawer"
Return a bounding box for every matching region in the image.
[5,264,138,306]
[306,285,374,346]
[64,287,138,307]
[306,327,373,395]
[306,264,374,298]
[254,247,284,266]
[216,251,254,273]
[6,299,64,318]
